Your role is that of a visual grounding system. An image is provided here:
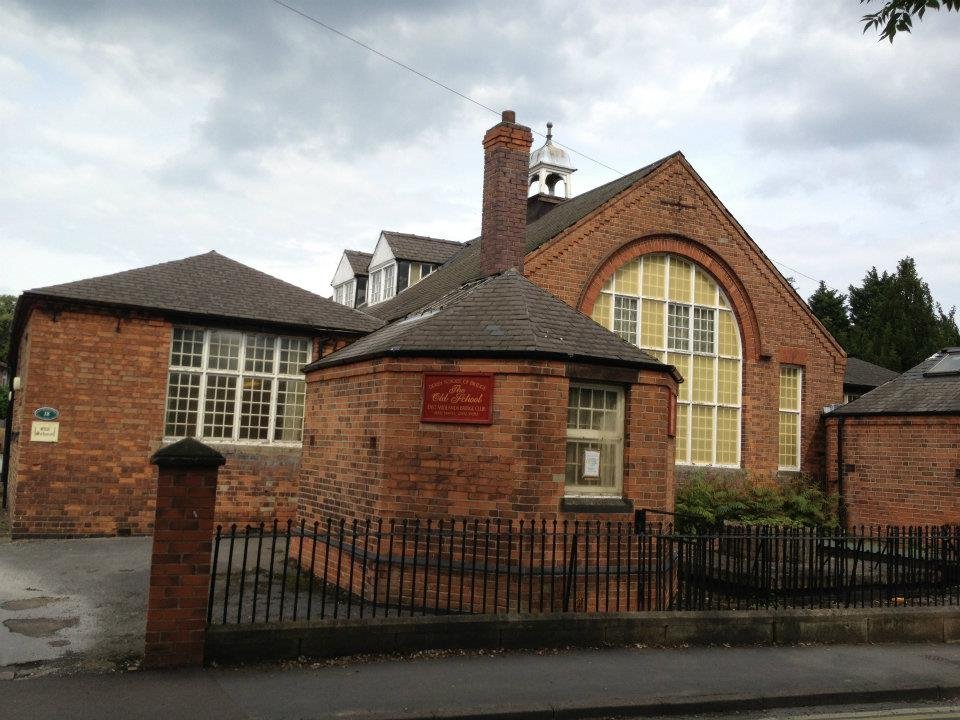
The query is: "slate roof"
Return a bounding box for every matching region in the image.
[844,357,900,390]
[381,231,464,265]
[344,250,372,275]
[367,154,675,323]
[831,349,960,416]
[307,269,676,375]
[25,251,383,334]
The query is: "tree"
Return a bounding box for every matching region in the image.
[861,0,960,42]
[808,281,851,348]
[846,258,960,371]
[0,295,15,420]
[0,294,15,363]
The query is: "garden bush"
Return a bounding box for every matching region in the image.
[674,472,838,533]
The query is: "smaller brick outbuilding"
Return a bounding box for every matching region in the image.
[299,269,681,523]
[825,348,960,527]
[2,251,380,538]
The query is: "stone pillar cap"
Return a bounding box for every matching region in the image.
[150,438,226,468]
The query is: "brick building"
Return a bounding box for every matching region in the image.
[826,348,960,527]
[7,110,851,538]
[301,111,845,525]
[2,252,379,538]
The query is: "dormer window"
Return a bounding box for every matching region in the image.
[333,280,356,308]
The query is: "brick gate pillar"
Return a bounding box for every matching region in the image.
[143,438,225,669]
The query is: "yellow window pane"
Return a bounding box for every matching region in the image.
[591,293,611,328]
[717,358,740,405]
[675,403,689,463]
[642,254,667,299]
[694,269,716,306]
[614,259,640,296]
[640,299,665,349]
[668,258,692,302]
[667,353,690,401]
[691,355,715,404]
[718,291,730,308]
[410,264,422,285]
[718,311,740,358]
[716,407,738,465]
[690,404,713,464]
[779,411,799,468]
[779,366,801,411]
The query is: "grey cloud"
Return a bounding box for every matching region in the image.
[14,0,599,187]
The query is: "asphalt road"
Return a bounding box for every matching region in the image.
[4,643,960,720]
[0,535,151,674]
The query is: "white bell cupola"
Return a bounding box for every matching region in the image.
[529,122,576,198]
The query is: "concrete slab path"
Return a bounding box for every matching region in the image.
[5,643,960,719]
[0,535,151,674]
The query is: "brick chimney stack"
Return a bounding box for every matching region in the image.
[480,110,534,277]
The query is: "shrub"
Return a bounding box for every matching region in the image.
[674,472,837,533]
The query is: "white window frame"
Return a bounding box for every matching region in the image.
[778,365,803,471]
[383,264,396,300]
[594,254,742,468]
[163,327,310,446]
[564,382,625,497]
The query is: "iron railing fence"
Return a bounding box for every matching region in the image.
[207,519,960,626]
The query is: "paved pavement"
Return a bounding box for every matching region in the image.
[4,643,960,719]
[0,535,151,675]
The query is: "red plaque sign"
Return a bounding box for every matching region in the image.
[421,373,494,424]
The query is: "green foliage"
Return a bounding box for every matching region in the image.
[808,281,851,348]
[861,0,960,42]
[0,294,16,362]
[847,258,960,372]
[0,386,7,420]
[807,257,960,373]
[674,474,838,533]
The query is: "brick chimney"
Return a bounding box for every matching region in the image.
[480,110,534,277]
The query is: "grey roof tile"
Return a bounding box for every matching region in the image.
[27,251,383,334]
[844,357,900,389]
[832,349,960,416]
[307,269,673,374]
[382,231,464,265]
[367,155,674,323]
[344,250,372,275]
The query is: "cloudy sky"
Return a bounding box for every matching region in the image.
[2,0,958,311]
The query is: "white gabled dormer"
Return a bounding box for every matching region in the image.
[331,250,372,308]
[367,232,397,306]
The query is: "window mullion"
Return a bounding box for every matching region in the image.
[232,334,245,442]
[197,330,211,439]
[267,337,280,442]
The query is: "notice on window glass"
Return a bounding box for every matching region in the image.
[583,450,601,478]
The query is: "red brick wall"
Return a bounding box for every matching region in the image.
[481,114,534,276]
[298,356,677,524]
[144,458,219,668]
[523,156,845,478]
[7,304,307,538]
[825,415,960,527]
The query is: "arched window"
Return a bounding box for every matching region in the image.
[590,254,742,466]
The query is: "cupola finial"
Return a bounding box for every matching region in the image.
[529,121,576,198]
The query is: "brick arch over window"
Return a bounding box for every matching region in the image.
[578,235,763,362]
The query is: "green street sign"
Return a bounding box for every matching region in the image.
[34,407,60,421]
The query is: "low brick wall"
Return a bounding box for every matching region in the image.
[206,606,960,665]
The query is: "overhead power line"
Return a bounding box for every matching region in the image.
[268,0,624,175]
[268,0,835,297]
